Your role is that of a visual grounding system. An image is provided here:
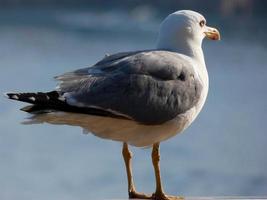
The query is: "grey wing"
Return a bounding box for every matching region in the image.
[55,50,203,125]
[55,50,141,92]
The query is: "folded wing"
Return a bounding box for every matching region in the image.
[56,50,203,125]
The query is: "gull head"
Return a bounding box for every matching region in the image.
[157,10,220,55]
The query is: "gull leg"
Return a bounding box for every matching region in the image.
[151,143,183,200]
[151,143,168,200]
[122,142,151,199]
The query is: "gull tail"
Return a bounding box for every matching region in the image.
[4,91,65,113]
[4,91,129,119]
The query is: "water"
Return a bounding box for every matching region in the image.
[0,8,267,200]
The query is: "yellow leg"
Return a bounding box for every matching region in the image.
[151,143,183,200]
[151,143,169,200]
[122,142,151,199]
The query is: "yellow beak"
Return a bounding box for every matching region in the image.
[204,26,221,40]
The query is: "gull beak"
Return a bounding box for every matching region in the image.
[204,26,221,40]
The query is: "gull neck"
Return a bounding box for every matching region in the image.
[156,38,205,67]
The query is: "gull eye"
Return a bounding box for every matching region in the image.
[199,20,205,27]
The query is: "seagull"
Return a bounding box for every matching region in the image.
[5,10,220,200]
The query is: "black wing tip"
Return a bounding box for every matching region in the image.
[20,105,49,114]
[4,91,42,104]
[20,105,33,112]
[3,92,19,100]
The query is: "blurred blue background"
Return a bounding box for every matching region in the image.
[0,0,267,199]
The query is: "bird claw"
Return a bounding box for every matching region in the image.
[128,190,183,200]
[152,192,169,200]
[128,190,152,199]
[152,192,184,200]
